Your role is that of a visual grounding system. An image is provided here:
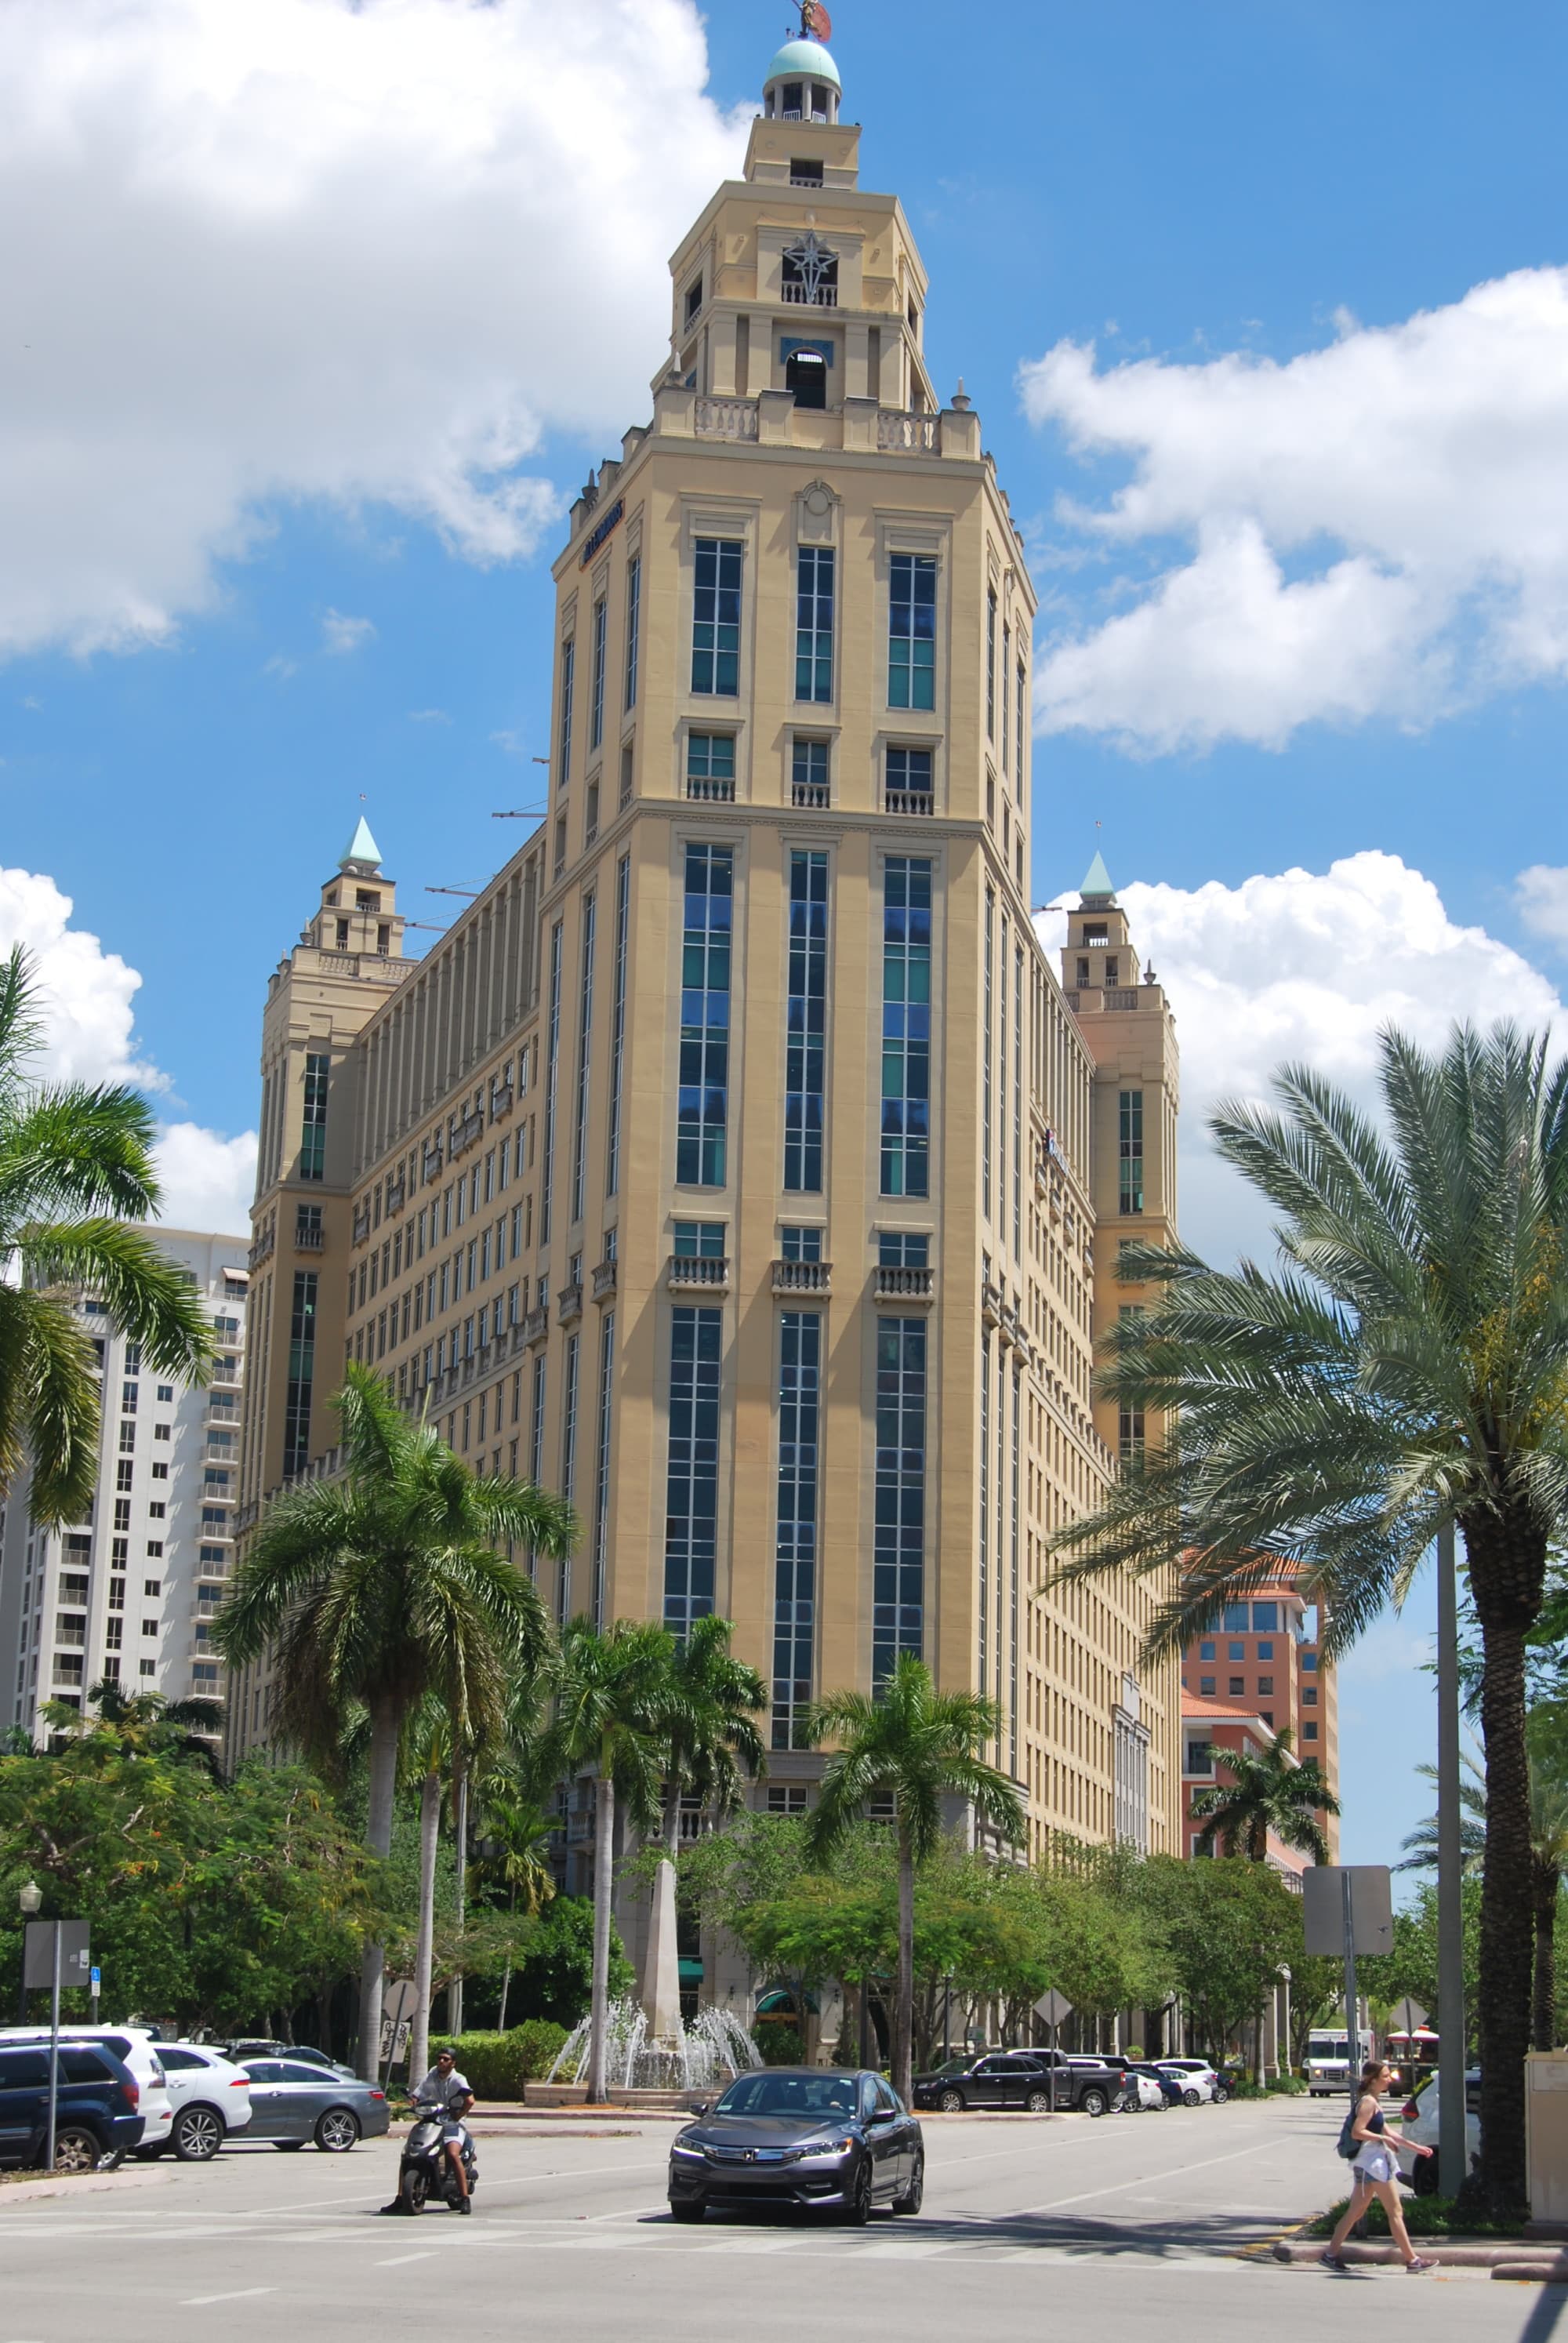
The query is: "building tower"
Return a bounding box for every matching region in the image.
[230,27,1185,1907]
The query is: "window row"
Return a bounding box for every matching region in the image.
[681,730,936,815]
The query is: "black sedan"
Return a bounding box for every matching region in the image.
[667,2066,923,2225]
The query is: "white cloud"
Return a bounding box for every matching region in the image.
[321,608,376,656]
[408,707,450,725]
[1021,267,1568,750]
[1516,864,1568,949]
[151,1122,256,1237]
[0,864,256,1233]
[0,0,746,658]
[1036,850,1563,1264]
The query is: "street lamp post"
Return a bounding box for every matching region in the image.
[16,1880,40,2022]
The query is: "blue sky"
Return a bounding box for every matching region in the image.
[4,0,1563,1870]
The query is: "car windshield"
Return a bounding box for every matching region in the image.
[712,2073,859,2119]
[924,2058,975,2079]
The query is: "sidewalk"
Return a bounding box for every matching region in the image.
[1274,2237,1568,2280]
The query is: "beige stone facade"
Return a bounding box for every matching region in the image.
[228,37,1185,1865]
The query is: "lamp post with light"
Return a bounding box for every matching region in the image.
[16,1880,41,2022]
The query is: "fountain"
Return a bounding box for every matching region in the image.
[546,1997,764,2091]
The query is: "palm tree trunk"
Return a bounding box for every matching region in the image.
[1534,1859,1560,2054]
[410,1764,442,2087]
[589,1764,615,2102]
[449,1766,468,2036]
[498,1882,516,2033]
[357,1695,401,2080]
[1475,1607,1534,2207]
[894,1822,915,2106]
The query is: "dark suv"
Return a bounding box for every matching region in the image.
[0,2040,144,2171]
[912,2048,1127,2116]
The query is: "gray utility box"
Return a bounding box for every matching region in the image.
[1528,2053,1568,2225]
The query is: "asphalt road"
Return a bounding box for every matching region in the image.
[1,2095,1559,2342]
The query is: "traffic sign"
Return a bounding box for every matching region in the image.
[1302,1866,1393,1957]
[1033,1989,1073,2029]
[23,1919,90,1989]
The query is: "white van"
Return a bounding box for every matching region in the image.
[0,2025,174,2154]
[1305,2030,1352,2094]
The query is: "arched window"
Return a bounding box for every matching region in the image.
[785,348,828,409]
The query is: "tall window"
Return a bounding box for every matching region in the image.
[605,857,630,1197]
[589,597,608,753]
[557,636,575,788]
[881,858,931,1197]
[888,553,936,710]
[540,923,564,1244]
[665,1307,721,1637]
[791,737,829,808]
[591,1310,615,1625]
[570,896,595,1226]
[978,1336,990,1697]
[559,1333,580,1619]
[686,732,735,801]
[1001,619,1011,778]
[1013,943,1024,1255]
[985,587,996,739]
[1015,660,1027,794]
[283,1271,317,1477]
[692,539,742,696]
[796,546,834,703]
[884,745,933,812]
[1119,1088,1144,1215]
[1120,1404,1146,1466]
[982,892,993,1222]
[526,1357,547,1579]
[873,1317,926,1685]
[624,554,641,710]
[677,845,733,1186]
[784,850,827,1193]
[773,1310,821,1749]
[299,1052,328,1181]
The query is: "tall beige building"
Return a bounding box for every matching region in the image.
[229,29,1183,1865]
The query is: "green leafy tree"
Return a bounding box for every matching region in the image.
[1188,1727,1339,1863]
[214,1364,570,2076]
[545,1618,671,2098]
[495,1893,632,2029]
[805,1655,1025,2104]
[1148,1856,1301,2066]
[0,945,213,1522]
[1054,1025,1568,2206]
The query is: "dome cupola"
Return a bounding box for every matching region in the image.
[764,7,841,124]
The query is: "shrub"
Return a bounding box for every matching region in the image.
[430,2020,570,2098]
[758,2025,804,2067]
[1308,2193,1524,2239]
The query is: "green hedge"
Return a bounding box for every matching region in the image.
[430,2021,570,2098]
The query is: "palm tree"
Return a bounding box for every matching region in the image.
[804,1655,1025,2106]
[1189,1727,1338,1863]
[0,945,213,1522]
[476,1788,557,2032]
[1400,1745,1568,2052]
[214,1364,571,2076]
[78,1678,227,1777]
[545,1618,671,2099]
[643,1618,767,2038]
[1051,1026,1568,2205]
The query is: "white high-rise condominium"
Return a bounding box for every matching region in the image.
[0,1229,249,1740]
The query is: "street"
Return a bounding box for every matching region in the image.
[2,2095,1557,2342]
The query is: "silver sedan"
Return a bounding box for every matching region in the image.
[234,2058,390,2152]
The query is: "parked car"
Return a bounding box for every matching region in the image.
[668,2065,923,2224]
[911,2054,1060,2112]
[1402,2068,1482,2195]
[0,2038,144,2171]
[154,2043,254,2162]
[1124,2061,1183,2107]
[223,2040,357,2081]
[1116,2069,1169,2112]
[1156,2060,1219,2105]
[0,2024,174,2155]
[1160,2058,1230,2104]
[234,2056,390,2151]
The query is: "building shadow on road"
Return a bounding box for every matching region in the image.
[642,2207,1293,2259]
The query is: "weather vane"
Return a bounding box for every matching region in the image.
[797,1,832,40]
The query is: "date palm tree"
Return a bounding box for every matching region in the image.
[642,1617,767,2035]
[1052,1023,1568,2207]
[1188,1727,1338,1863]
[805,1655,1025,2107]
[214,1364,571,2076]
[544,1617,672,2099]
[0,944,213,1522]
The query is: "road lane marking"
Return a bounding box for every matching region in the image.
[376,2252,435,2266]
[180,2288,276,2305]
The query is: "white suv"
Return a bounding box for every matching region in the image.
[0,2025,174,2156]
[154,2044,254,2160]
[1402,2069,1481,2193]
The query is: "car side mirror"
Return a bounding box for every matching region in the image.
[867,2107,895,2127]
[686,2098,711,2116]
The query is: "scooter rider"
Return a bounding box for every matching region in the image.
[412,2047,474,2211]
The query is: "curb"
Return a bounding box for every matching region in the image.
[0,2165,172,2209]
[1275,2239,1537,2269]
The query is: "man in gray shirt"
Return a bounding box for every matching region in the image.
[412,2047,474,2210]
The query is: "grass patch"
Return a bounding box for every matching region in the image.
[1306,2193,1527,2239]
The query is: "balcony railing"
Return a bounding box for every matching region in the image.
[873,1264,935,1302]
[668,1255,730,1291]
[592,1259,619,1301]
[248,1226,276,1270]
[523,1306,549,1345]
[883,787,934,818]
[293,1222,325,1251]
[772,1259,832,1295]
[790,779,831,811]
[694,397,760,441]
[557,1282,584,1326]
[384,1179,406,1215]
[352,1204,372,1244]
[686,776,735,803]
[877,410,938,452]
[780,280,837,307]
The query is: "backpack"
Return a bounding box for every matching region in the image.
[1336,2099,1362,2160]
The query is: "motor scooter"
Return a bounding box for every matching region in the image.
[394,2103,478,2213]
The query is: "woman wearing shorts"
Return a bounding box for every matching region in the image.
[1321,2058,1435,2272]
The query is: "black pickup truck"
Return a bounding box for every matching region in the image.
[910,2048,1127,2115]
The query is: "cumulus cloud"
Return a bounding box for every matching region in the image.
[1036,850,1563,1263]
[1021,267,1568,751]
[321,609,376,657]
[0,864,256,1233]
[0,0,745,657]
[1516,864,1568,949]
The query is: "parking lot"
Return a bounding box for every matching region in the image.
[1,2095,1551,2343]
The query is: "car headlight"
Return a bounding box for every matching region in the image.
[797,2135,852,2157]
[671,2141,706,2160]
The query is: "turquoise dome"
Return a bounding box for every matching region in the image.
[764,38,841,93]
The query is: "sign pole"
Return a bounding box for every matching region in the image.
[1341,1871,1359,2093]
[45,1921,61,2173]
[1436,1522,1467,2198]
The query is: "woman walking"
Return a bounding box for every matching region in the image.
[1321,2058,1436,2272]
